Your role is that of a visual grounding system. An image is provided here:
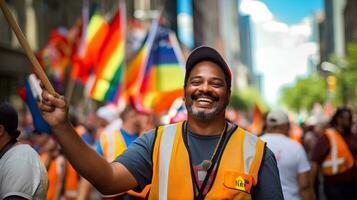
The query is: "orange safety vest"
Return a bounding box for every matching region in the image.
[60,125,87,199]
[149,122,265,200]
[45,156,57,200]
[64,163,79,200]
[45,156,65,200]
[99,129,127,162]
[99,129,150,198]
[321,128,354,176]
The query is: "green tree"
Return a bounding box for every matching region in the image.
[229,87,268,112]
[280,75,327,112]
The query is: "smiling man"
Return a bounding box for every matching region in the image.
[39,45,283,199]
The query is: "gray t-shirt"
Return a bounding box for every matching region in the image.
[0,144,48,200]
[115,123,284,199]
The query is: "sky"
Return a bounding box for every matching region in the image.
[239,0,323,105]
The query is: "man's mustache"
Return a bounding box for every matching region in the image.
[191,92,219,101]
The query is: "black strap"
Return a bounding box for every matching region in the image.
[196,124,228,200]
[0,139,17,159]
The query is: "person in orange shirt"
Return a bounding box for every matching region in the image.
[311,107,357,200]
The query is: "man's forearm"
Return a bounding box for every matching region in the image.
[299,170,316,200]
[300,186,315,200]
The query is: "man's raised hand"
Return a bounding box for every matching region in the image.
[38,84,69,129]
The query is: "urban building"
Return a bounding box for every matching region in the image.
[343,0,357,51]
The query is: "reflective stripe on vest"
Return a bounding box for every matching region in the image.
[149,122,265,200]
[100,130,127,162]
[321,128,354,176]
[64,163,79,200]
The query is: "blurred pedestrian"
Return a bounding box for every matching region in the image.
[39,45,284,199]
[311,107,357,200]
[303,116,327,160]
[261,110,314,200]
[96,103,152,199]
[0,101,48,199]
[96,104,121,134]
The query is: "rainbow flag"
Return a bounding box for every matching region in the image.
[71,12,110,83]
[125,20,185,113]
[122,34,150,104]
[89,8,125,102]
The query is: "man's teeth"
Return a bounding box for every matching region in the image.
[197,97,213,103]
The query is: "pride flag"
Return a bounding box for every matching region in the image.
[71,12,110,83]
[89,8,125,102]
[125,20,185,113]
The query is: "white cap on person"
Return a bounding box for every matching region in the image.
[266,110,289,126]
[96,104,119,123]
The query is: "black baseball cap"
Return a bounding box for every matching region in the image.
[184,45,232,90]
[0,102,19,136]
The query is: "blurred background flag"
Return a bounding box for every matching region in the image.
[71,11,110,84]
[38,20,81,92]
[125,19,185,114]
[89,5,126,102]
[121,20,157,106]
[17,74,52,134]
[247,102,263,135]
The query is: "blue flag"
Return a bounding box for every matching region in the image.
[18,78,52,134]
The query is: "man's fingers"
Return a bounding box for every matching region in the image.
[39,102,55,112]
[41,88,51,103]
[51,95,67,109]
[41,91,67,109]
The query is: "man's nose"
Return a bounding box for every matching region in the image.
[198,82,210,92]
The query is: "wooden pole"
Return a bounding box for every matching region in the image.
[0,0,56,95]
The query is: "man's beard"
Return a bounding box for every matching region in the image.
[185,91,227,121]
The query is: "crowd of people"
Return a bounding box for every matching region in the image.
[1,46,356,200]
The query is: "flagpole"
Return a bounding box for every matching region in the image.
[0,0,56,95]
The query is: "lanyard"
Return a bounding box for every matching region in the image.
[184,122,228,200]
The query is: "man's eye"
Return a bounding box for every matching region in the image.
[211,82,224,87]
[191,81,201,85]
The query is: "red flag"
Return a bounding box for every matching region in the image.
[247,103,263,135]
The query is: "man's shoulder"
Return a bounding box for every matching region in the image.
[262,146,275,160]
[7,144,38,158]
[1,144,45,176]
[134,128,157,145]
